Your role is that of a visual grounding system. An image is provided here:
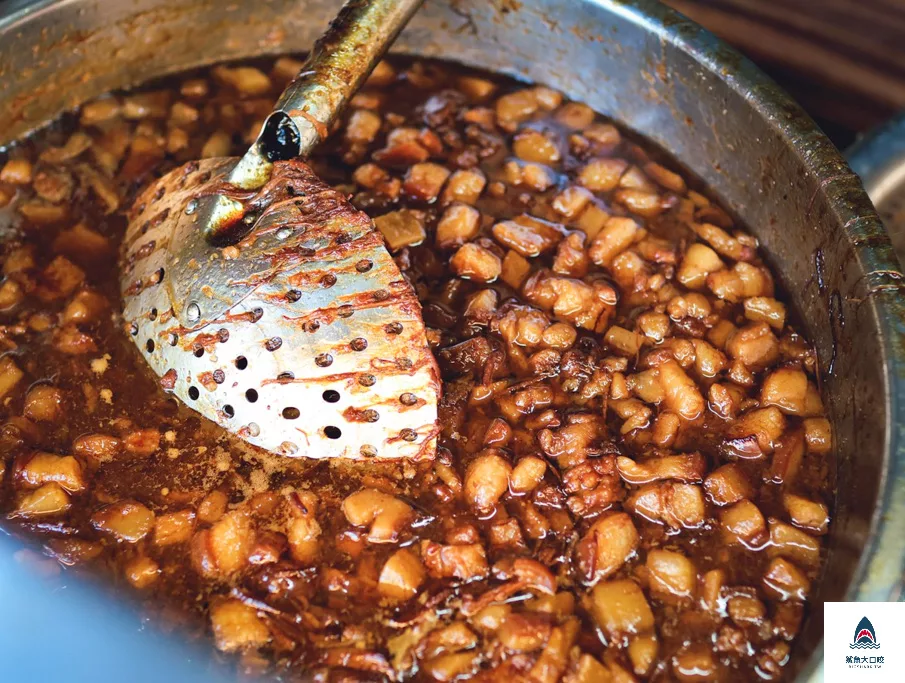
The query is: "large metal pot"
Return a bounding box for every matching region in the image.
[1,0,904,680]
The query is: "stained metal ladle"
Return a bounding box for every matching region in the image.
[120,0,440,460]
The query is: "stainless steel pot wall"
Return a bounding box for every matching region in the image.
[1,0,904,680]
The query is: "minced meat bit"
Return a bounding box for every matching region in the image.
[0,56,833,682]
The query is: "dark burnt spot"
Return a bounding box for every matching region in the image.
[135,240,157,260]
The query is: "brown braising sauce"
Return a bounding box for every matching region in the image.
[0,56,833,681]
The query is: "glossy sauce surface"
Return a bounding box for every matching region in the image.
[0,57,833,682]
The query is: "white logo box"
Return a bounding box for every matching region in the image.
[825,602,904,682]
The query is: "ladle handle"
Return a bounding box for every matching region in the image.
[256,0,424,162]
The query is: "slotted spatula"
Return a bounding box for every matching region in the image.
[120,0,440,460]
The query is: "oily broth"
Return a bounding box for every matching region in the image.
[0,56,832,681]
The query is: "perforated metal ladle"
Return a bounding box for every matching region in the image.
[120,0,440,460]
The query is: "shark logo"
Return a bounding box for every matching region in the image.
[850,616,881,650]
